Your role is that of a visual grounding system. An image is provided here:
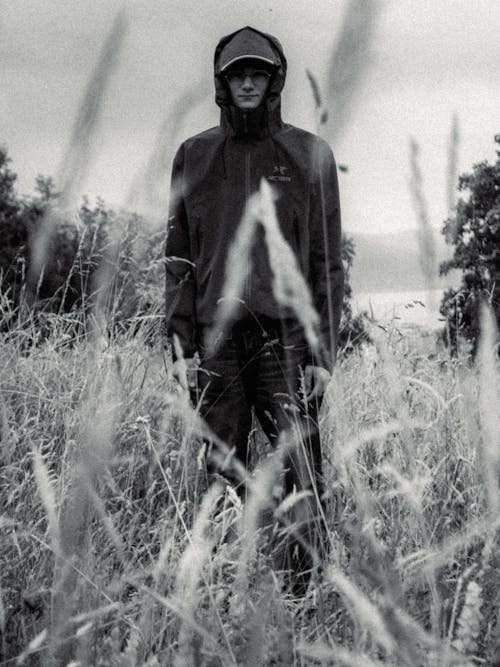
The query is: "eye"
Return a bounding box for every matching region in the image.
[226,71,245,85]
[252,71,270,84]
[225,70,271,85]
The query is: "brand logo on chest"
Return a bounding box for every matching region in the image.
[267,165,291,182]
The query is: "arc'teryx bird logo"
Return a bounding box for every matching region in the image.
[267,165,291,182]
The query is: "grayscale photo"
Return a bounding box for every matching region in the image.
[1,1,499,664]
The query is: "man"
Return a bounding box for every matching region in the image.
[165,26,343,544]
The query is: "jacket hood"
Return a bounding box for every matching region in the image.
[214,26,287,136]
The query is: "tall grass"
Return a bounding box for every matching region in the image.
[2,273,500,664]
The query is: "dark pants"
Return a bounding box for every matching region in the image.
[194,316,325,584]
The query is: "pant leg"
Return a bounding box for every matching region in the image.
[194,337,253,492]
[245,321,325,589]
[249,323,323,498]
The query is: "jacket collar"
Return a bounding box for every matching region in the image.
[220,99,282,139]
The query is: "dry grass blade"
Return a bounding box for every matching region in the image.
[328,566,395,653]
[32,448,60,554]
[306,68,329,130]
[477,302,500,515]
[175,482,223,667]
[398,517,498,575]
[30,10,127,288]
[233,437,288,608]
[306,69,348,171]
[15,629,48,666]
[260,178,321,351]
[324,0,380,142]
[138,585,229,661]
[0,584,5,636]
[57,11,127,209]
[446,113,460,215]
[127,83,210,216]
[152,537,174,585]
[50,354,121,662]
[240,574,275,667]
[452,579,483,658]
[306,69,323,110]
[409,137,437,291]
[378,462,432,513]
[339,418,425,463]
[403,375,447,411]
[205,188,259,351]
[84,480,126,562]
[298,639,384,666]
[0,396,12,466]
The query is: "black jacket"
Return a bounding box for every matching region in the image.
[165,26,344,368]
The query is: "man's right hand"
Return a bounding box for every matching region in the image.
[172,356,200,392]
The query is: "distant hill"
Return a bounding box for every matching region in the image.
[348,229,458,294]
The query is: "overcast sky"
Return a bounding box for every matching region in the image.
[1,0,499,234]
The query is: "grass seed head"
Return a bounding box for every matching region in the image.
[32,448,60,554]
[447,113,460,215]
[409,137,438,295]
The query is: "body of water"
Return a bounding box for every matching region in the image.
[353,289,445,329]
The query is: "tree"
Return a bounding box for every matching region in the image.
[0,147,161,339]
[339,233,371,352]
[0,148,115,328]
[0,146,28,312]
[440,134,500,353]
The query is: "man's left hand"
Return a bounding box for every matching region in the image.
[304,364,331,401]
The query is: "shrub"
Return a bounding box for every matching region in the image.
[440,134,500,354]
[339,233,371,353]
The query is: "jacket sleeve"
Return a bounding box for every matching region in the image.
[309,140,344,370]
[165,144,197,358]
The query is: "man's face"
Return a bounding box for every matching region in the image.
[225,65,271,110]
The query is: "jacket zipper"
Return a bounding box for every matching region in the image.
[293,210,300,251]
[244,146,251,308]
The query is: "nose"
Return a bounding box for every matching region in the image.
[241,75,254,89]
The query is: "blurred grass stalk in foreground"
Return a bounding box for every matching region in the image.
[323,0,381,144]
[29,11,127,310]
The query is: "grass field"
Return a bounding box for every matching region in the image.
[2,5,499,665]
[1,303,499,666]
